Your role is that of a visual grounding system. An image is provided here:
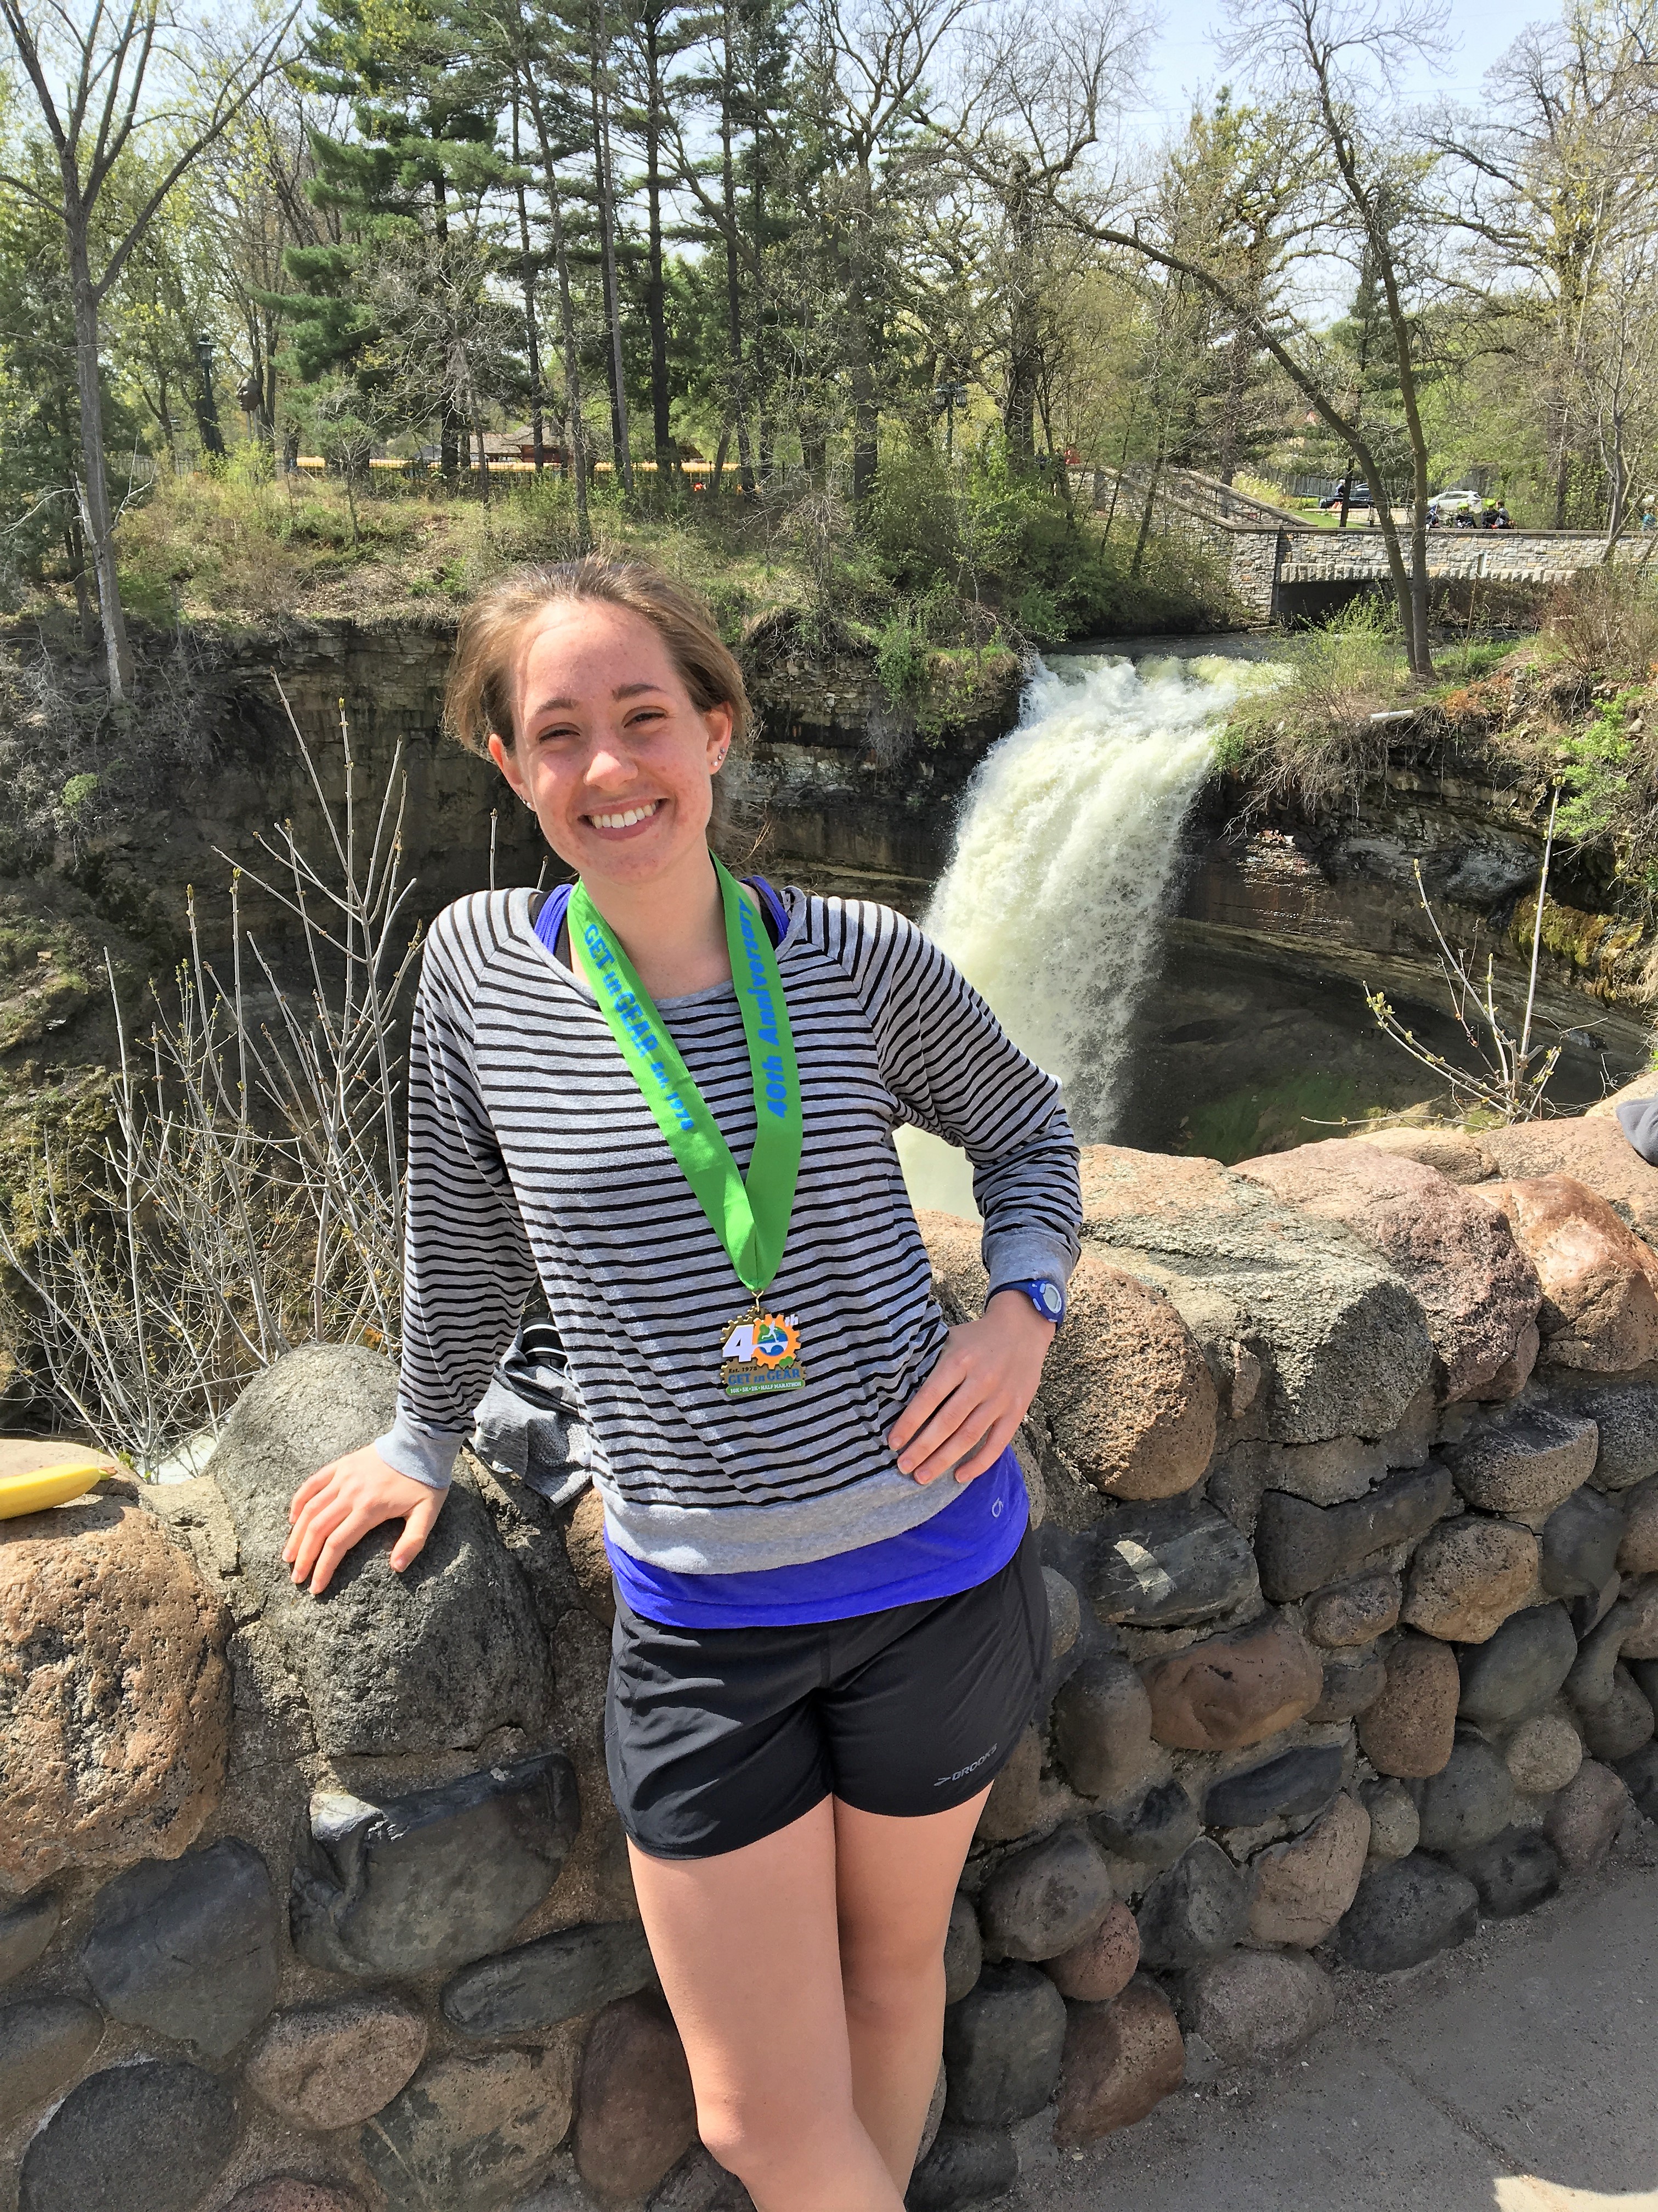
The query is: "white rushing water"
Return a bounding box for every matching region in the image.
[898,652,1272,1218]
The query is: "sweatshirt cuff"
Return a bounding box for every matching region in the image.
[374,1413,466,1492]
[981,1229,1077,1299]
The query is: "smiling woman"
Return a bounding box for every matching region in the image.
[281,555,1080,2212]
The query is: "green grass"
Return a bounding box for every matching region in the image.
[104,453,1227,637]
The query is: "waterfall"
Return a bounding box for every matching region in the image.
[898,652,1270,1217]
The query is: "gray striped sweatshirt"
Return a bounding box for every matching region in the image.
[376,884,1081,1574]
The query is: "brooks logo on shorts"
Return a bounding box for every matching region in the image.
[936,1743,997,1787]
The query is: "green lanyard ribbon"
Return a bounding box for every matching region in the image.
[569,855,802,1296]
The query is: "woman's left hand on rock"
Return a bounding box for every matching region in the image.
[887,1291,1056,1486]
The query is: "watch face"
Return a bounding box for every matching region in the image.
[1039,1282,1062,1315]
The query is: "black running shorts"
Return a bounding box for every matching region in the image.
[605,1529,1051,1859]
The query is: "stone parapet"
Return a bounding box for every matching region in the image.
[1088,466,1646,624]
[3,1122,1656,2209]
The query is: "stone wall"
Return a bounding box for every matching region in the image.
[5,1114,1658,2211]
[1277,529,1656,591]
[1087,468,1651,628]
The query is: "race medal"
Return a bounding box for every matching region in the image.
[569,857,806,1398]
[719,1300,806,1397]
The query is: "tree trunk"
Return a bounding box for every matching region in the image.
[431,176,463,485]
[1549,359,1571,528]
[1101,398,1138,539]
[1605,410,1627,546]
[845,167,878,507]
[194,334,226,458]
[718,25,756,496]
[523,77,590,547]
[591,6,634,495]
[1215,317,1253,485]
[642,14,676,488]
[66,505,98,653]
[801,410,826,490]
[749,55,768,478]
[1003,155,1038,469]
[262,314,280,441]
[1129,436,1165,578]
[1374,257,1435,678]
[65,211,133,700]
[512,106,546,472]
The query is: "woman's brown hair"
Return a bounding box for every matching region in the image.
[444,555,751,754]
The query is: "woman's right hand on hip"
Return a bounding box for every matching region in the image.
[284,1446,446,1596]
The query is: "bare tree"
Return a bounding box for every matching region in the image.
[810,0,977,504]
[938,0,1146,469]
[1070,0,1451,676]
[365,229,522,506]
[1367,791,1565,1124]
[0,0,301,699]
[0,692,418,1468]
[1432,7,1658,529]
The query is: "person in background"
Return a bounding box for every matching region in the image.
[1490,500,1513,530]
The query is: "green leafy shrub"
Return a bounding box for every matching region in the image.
[1554,689,1642,845]
[875,604,929,702]
[864,438,1227,642]
[1219,600,1408,806]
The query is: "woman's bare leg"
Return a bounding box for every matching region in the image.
[627,1800,902,2212]
[628,1788,991,2210]
[834,1791,990,2188]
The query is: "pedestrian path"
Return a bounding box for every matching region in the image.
[1014,1847,1658,2212]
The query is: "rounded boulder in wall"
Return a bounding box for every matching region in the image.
[1246,1792,1371,1948]
[920,1211,1218,1500]
[0,1494,229,1887]
[206,1345,552,1758]
[1236,1139,1541,1404]
[1141,1615,1323,1752]
[1053,1979,1185,2145]
[1357,1634,1461,1779]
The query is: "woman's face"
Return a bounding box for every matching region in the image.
[489,600,731,890]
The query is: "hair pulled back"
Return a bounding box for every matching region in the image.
[443,555,750,755]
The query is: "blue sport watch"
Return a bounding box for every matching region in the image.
[991,1277,1066,1327]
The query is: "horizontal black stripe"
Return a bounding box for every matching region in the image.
[387,886,1081,1561]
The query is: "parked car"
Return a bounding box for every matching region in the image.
[1430,488,1485,512]
[1317,482,1373,509]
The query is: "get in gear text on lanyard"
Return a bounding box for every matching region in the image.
[568,855,806,1397]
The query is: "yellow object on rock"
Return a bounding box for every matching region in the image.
[0,1456,112,1519]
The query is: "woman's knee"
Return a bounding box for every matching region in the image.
[698,2089,855,2185]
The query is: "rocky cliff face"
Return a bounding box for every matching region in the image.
[1117,744,1654,1156]
[5,620,1652,1193]
[4,1118,1656,2211]
[0,617,1020,1107]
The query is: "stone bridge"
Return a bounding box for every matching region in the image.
[1091,467,1655,625]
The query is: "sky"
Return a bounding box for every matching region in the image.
[1124,0,1542,141]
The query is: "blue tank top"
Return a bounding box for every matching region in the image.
[533,876,1029,1628]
